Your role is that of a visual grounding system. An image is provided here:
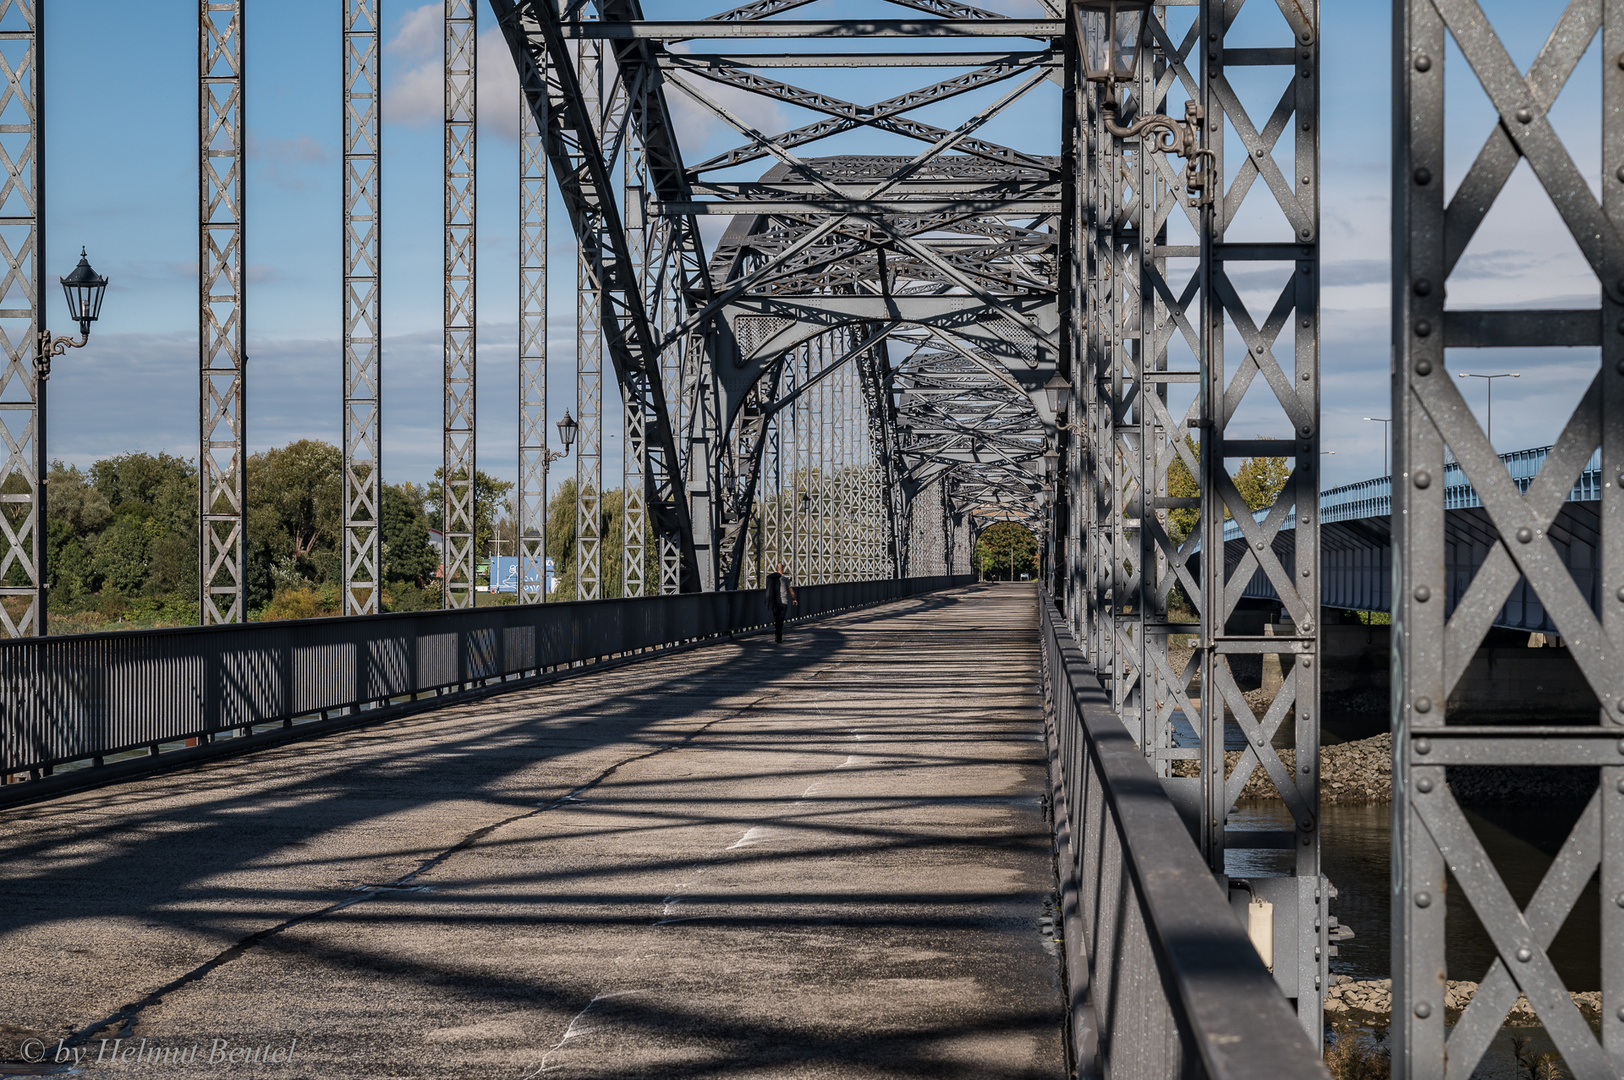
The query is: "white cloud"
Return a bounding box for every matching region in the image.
[383,4,522,140]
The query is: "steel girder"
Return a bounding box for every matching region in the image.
[519,79,549,604]
[0,1,41,638]
[443,0,477,609]
[1394,2,1623,1076]
[200,0,246,626]
[342,0,382,617]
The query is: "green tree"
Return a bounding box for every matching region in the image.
[244,440,343,611]
[382,482,438,588]
[975,522,1038,580]
[1235,452,1290,511]
[92,517,150,595]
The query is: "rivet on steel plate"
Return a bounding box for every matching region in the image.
[1614,891,1624,908]
[1617,1005,1624,1022]
[1615,586,1624,602]
[1414,471,1431,489]
[1414,585,1431,602]
[1416,359,1432,375]
[1416,736,1432,753]
[1414,1002,1432,1019]
[1414,167,1431,185]
[1414,279,1431,296]
[1516,527,1533,543]
[1415,320,1432,338]
[1415,891,1431,908]
[1515,947,1532,963]
[1417,777,1433,793]
[1414,53,1431,72]
[1515,107,1532,124]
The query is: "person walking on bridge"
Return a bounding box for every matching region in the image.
[765,562,797,643]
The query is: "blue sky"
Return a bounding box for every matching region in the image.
[38,0,1604,494]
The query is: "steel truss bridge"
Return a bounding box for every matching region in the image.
[0,1,1619,1077]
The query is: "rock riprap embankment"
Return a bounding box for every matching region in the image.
[1172,734,1392,802]
[1170,732,1597,804]
[1325,977,1601,1025]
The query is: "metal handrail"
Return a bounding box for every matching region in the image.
[1040,594,1329,1079]
[1,577,972,788]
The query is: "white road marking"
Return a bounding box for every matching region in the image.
[523,989,648,1077]
[727,826,771,849]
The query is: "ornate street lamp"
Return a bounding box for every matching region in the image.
[1076,0,1213,206]
[1077,0,1148,86]
[39,248,108,376]
[1043,372,1080,433]
[555,409,578,454]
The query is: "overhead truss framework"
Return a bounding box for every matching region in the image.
[491,0,1059,595]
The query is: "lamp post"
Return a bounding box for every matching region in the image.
[527,411,575,599]
[1362,416,1391,475]
[1077,0,1213,206]
[1455,372,1519,448]
[36,249,109,635]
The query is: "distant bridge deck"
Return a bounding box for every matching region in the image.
[0,584,1062,1078]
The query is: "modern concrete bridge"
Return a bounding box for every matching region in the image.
[0,585,1067,1078]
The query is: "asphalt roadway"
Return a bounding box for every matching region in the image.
[0,583,1064,1078]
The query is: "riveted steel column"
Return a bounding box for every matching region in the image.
[342,0,382,617]
[1394,1,1624,1074]
[0,1,41,637]
[442,0,476,609]
[519,69,548,604]
[1199,0,1324,1033]
[200,0,246,626]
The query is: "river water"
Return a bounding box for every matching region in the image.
[1225,793,1601,988]
[1168,713,1601,987]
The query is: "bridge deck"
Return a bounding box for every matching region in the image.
[0,584,1062,1078]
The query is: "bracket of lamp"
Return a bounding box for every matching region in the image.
[1103,98,1215,208]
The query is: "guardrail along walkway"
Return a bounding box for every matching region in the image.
[0,584,1062,1078]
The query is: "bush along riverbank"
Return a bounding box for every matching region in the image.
[1172,732,1597,804]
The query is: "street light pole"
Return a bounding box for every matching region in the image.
[1362,417,1391,475]
[1456,372,1520,448]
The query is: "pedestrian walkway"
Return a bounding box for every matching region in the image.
[0,584,1063,1078]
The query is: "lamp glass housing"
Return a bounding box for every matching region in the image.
[59,248,108,335]
[1078,1,1149,84]
[556,411,578,451]
[1043,372,1072,415]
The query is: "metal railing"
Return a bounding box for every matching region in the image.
[1219,445,1604,543]
[1,576,972,790]
[1040,594,1328,1080]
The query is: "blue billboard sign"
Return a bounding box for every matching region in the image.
[489,556,555,594]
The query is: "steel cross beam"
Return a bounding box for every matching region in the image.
[1394,2,1623,1076]
[342,0,382,617]
[200,0,246,626]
